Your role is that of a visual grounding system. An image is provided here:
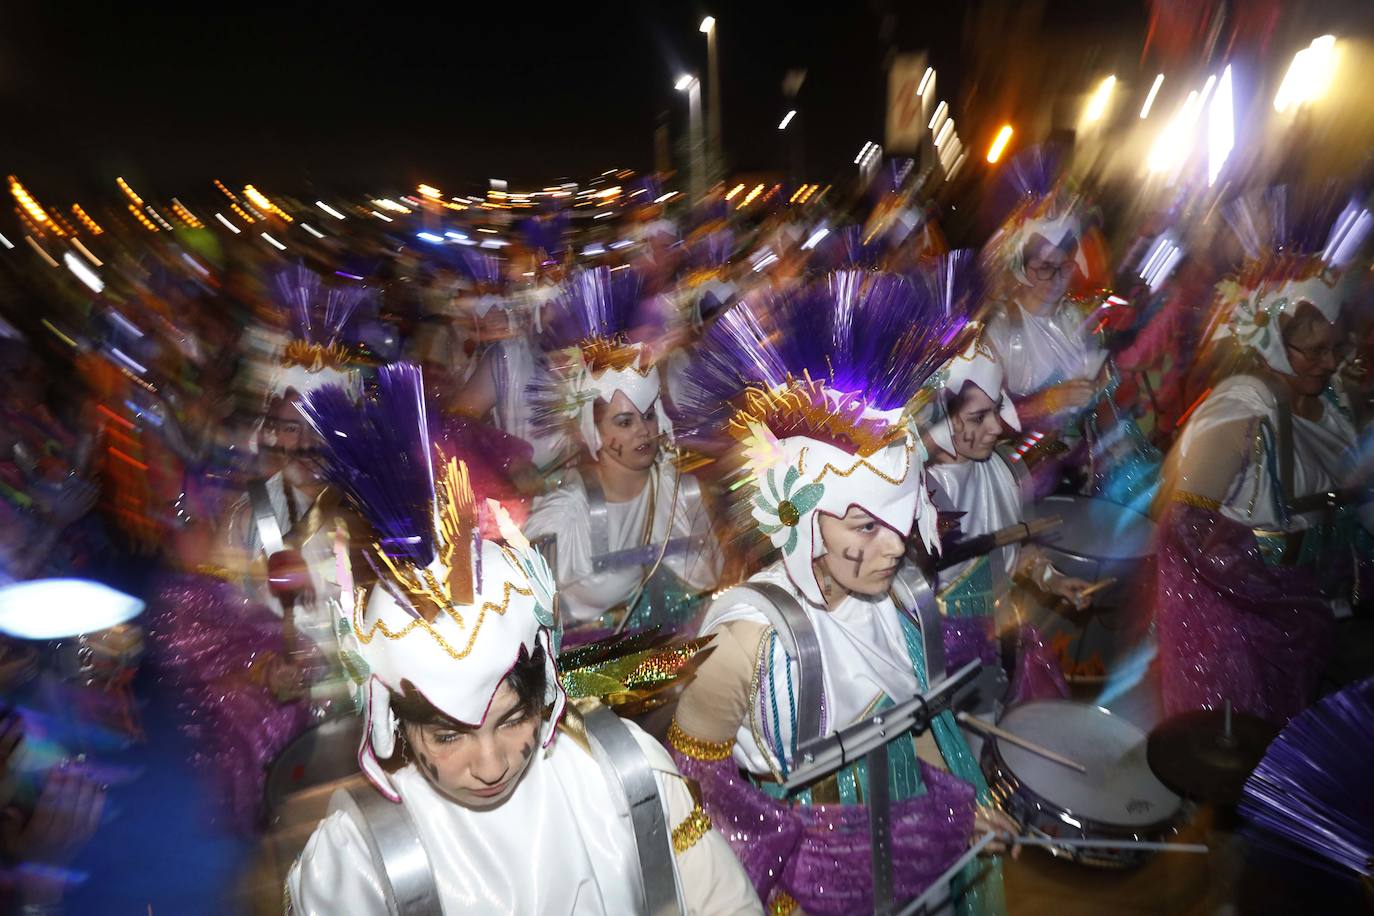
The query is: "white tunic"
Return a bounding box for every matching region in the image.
[523,462,721,624]
[926,455,1024,583]
[983,299,1107,396]
[698,562,919,776]
[223,472,340,657]
[1177,374,1362,532]
[287,721,761,916]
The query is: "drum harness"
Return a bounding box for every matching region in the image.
[326,704,683,916]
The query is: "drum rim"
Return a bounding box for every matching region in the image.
[986,700,1183,836]
[1031,495,1157,563]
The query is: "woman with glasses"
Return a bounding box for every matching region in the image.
[1155,196,1372,724]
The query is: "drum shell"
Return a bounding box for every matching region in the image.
[1031,495,1156,605]
[982,701,1183,869]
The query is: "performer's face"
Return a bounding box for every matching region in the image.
[259,393,321,466]
[1282,306,1348,397]
[595,390,660,472]
[816,507,907,598]
[1021,235,1078,304]
[405,680,541,810]
[949,385,1005,462]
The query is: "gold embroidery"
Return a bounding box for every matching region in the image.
[351,580,534,660]
[769,889,801,915]
[671,805,713,854]
[282,339,352,372]
[667,719,735,761]
[1173,490,1221,511]
[726,373,907,457]
[812,439,914,485]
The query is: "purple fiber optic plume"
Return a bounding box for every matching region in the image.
[300,362,437,567]
[694,228,734,269]
[922,249,986,322]
[1222,184,1373,272]
[680,270,970,439]
[459,249,503,285]
[1240,677,1374,877]
[518,213,569,258]
[838,225,883,269]
[275,263,371,344]
[539,266,643,352]
[989,144,1064,214]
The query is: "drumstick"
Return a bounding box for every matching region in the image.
[1012,836,1209,854]
[956,712,1087,773]
[1076,577,1118,599]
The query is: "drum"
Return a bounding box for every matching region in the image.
[1027,495,1157,684]
[263,713,364,824]
[982,700,1184,868]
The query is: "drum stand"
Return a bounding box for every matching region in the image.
[784,660,982,916]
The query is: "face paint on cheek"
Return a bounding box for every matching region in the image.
[606,440,625,458]
[417,750,439,782]
[842,546,866,578]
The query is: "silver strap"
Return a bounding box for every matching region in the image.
[329,786,441,916]
[707,582,824,745]
[890,566,944,683]
[248,478,286,555]
[591,536,705,573]
[580,469,612,559]
[582,705,681,916]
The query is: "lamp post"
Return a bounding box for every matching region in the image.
[676,74,705,201]
[701,16,721,182]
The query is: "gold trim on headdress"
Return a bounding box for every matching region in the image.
[726,371,907,458]
[281,339,354,373]
[370,454,478,624]
[579,335,655,375]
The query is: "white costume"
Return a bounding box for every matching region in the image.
[290,364,758,915]
[983,300,1106,397]
[524,462,721,624]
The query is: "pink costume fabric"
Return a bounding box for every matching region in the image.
[1155,504,1336,724]
[669,748,976,915]
[148,573,324,829]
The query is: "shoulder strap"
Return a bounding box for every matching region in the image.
[889,566,945,683]
[578,468,612,559]
[706,582,824,746]
[328,785,440,916]
[248,478,286,555]
[581,705,683,916]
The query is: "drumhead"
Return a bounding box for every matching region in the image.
[1033,496,1156,563]
[993,700,1180,829]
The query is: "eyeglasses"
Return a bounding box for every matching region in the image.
[1025,260,1075,281]
[1284,341,1351,364]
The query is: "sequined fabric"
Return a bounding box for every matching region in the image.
[669,748,974,915]
[1006,625,1070,705]
[147,573,325,829]
[1156,504,1336,724]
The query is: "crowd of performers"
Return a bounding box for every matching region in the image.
[1,152,1372,914]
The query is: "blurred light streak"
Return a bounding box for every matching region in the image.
[0,233,13,249]
[214,213,241,234]
[301,223,325,238]
[1083,75,1117,124]
[369,210,393,222]
[416,232,444,243]
[261,232,286,250]
[316,201,346,219]
[116,177,144,206]
[70,238,101,266]
[25,236,58,267]
[418,184,442,199]
[63,251,103,293]
[801,226,829,250]
[986,125,1014,163]
[917,67,934,97]
[72,203,104,235]
[1207,66,1234,187]
[724,183,746,200]
[1140,74,1164,119]
[1274,35,1338,113]
[928,100,948,131]
[40,319,76,347]
[778,109,796,130]
[934,119,954,148]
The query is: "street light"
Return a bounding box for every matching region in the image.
[676,75,705,201]
[701,16,722,183]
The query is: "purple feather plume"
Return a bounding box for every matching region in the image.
[300,363,437,567]
[680,270,970,441]
[539,266,643,351]
[275,263,371,345]
[1240,676,1374,877]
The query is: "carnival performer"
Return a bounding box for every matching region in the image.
[150,264,369,827]
[667,272,1011,915]
[523,267,721,633]
[980,154,1106,437]
[1156,189,1373,724]
[920,257,1092,702]
[288,363,760,915]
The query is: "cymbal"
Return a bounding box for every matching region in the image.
[1147,708,1280,805]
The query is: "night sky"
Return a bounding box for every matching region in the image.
[0,1,1131,197]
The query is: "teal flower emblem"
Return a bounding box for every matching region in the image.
[751,465,825,554]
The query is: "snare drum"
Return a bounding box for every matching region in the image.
[982,700,1183,867]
